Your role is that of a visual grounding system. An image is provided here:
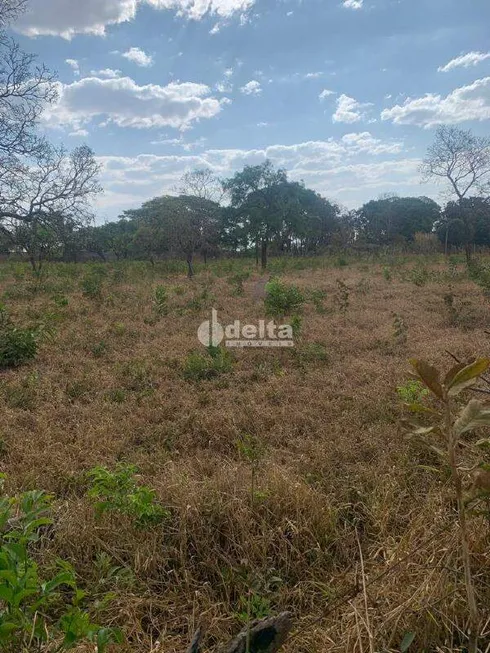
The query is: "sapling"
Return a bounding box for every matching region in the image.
[406,358,490,653]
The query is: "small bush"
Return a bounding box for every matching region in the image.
[0,478,122,652]
[152,285,168,316]
[294,342,329,368]
[264,279,305,317]
[183,347,233,381]
[396,379,429,404]
[80,272,103,299]
[0,307,38,369]
[87,464,169,528]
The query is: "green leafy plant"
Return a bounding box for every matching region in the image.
[0,307,38,369]
[383,266,392,282]
[0,478,122,652]
[183,347,233,381]
[152,285,168,316]
[407,266,429,287]
[80,273,103,300]
[308,288,327,314]
[87,464,169,528]
[396,379,429,405]
[404,358,490,653]
[264,279,305,317]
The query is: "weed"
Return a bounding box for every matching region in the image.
[383,266,392,282]
[153,285,168,316]
[396,379,429,405]
[183,347,233,381]
[392,313,408,345]
[407,266,429,287]
[228,271,250,296]
[0,307,38,368]
[0,478,122,652]
[119,360,156,393]
[355,278,371,295]
[334,279,350,316]
[105,388,126,404]
[294,342,329,368]
[264,278,305,317]
[2,372,39,410]
[87,464,169,528]
[334,256,348,268]
[91,340,108,358]
[308,288,327,314]
[80,273,103,299]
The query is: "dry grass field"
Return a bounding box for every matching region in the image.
[1,254,489,652]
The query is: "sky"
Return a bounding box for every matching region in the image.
[8,0,490,222]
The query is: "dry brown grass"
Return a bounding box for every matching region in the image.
[1,254,490,652]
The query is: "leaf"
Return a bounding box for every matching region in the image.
[454,399,490,436]
[405,403,440,416]
[447,359,490,396]
[410,425,437,436]
[444,362,469,387]
[409,360,444,399]
[400,631,416,652]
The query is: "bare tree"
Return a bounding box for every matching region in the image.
[421,126,490,260]
[0,1,102,264]
[0,145,102,258]
[0,0,27,27]
[179,168,225,204]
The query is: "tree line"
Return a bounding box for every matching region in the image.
[1,1,490,275]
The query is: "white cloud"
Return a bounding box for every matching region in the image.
[93,131,408,218]
[90,68,122,78]
[44,76,228,132]
[240,80,262,95]
[121,47,154,67]
[147,0,255,20]
[319,89,335,101]
[13,0,255,39]
[304,71,323,79]
[65,59,80,76]
[438,51,490,73]
[343,0,363,9]
[14,0,139,38]
[381,76,490,127]
[333,94,371,123]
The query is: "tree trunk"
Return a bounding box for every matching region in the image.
[255,240,259,267]
[187,252,194,278]
[261,239,268,271]
[465,242,472,264]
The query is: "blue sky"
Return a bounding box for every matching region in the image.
[9,0,490,221]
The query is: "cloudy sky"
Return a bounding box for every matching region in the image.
[9,0,490,221]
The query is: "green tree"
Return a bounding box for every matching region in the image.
[355,196,440,245]
[224,160,288,269]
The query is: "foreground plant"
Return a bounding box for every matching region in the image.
[0,478,122,652]
[407,357,490,653]
[87,464,169,528]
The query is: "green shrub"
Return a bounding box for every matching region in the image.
[183,347,233,381]
[0,308,38,369]
[153,285,168,316]
[0,478,122,652]
[264,279,305,317]
[396,379,429,404]
[80,273,103,299]
[87,464,169,528]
